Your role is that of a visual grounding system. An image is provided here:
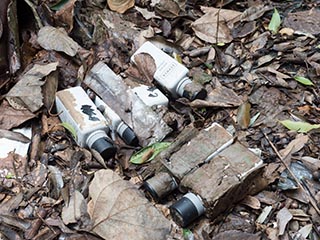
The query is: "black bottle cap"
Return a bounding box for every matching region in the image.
[170,193,205,227]
[91,137,117,160]
[143,181,160,200]
[122,127,139,146]
[182,83,207,101]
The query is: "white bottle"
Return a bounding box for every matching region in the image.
[131,41,207,100]
[132,84,169,107]
[93,94,139,146]
[55,86,116,160]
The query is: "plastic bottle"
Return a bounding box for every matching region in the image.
[132,84,169,107]
[55,86,116,160]
[93,94,139,146]
[131,41,207,100]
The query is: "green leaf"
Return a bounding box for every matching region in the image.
[50,0,69,11]
[183,229,194,240]
[60,122,77,140]
[294,76,314,86]
[280,120,320,133]
[130,142,171,164]
[268,8,281,34]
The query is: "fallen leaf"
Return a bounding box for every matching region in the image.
[107,0,135,14]
[133,53,157,84]
[280,120,320,133]
[130,142,171,164]
[268,8,281,34]
[283,9,320,35]
[237,102,251,129]
[135,6,160,20]
[279,134,309,158]
[0,129,30,143]
[6,62,59,112]
[294,76,314,86]
[62,190,89,225]
[54,0,77,33]
[240,5,272,22]
[191,7,241,44]
[37,26,80,57]
[241,195,261,210]
[212,230,260,240]
[277,207,292,235]
[88,169,171,240]
[190,78,243,108]
[297,224,313,238]
[0,100,35,130]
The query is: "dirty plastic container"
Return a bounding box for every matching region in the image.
[55,86,116,160]
[93,94,139,146]
[131,41,207,101]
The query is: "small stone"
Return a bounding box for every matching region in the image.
[289,220,300,232]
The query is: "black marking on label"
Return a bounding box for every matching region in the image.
[81,105,99,121]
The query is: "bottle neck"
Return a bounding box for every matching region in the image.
[175,77,192,97]
[86,130,108,148]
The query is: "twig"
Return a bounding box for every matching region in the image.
[215,3,222,44]
[23,0,43,29]
[263,132,320,216]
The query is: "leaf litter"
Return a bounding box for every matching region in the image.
[0,0,320,239]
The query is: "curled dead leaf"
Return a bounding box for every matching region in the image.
[107,0,135,14]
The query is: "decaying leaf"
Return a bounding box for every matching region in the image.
[107,0,135,14]
[62,190,90,225]
[191,7,241,44]
[88,169,171,239]
[280,120,320,133]
[268,8,281,34]
[276,207,292,235]
[212,230,260,240]
[0,100,35,130]
[37,26,80,56]
[237,102,251,129]
[283,9,320,35]
[241,195,261,210]
[130,142,171,164]
[6,62,59,112]
[133,53,157,84]
[190,78,243,108]
[279,134,309,158]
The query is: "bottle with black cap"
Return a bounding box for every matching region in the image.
[170,192,205,227]
[131,41,207,101]
[93,94,139,146]
[55,86,116,160]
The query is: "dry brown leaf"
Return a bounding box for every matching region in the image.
[283,9,320,35]
[133,53,157,84]
[62,190,90,225]
[54,0,77,33]
[190,78,243,108]
[37,26,80,57]
[276,207,292,236]
[154,0,183,19]
[240,5,272,22]
[237,102,251,129]
[107,0,135,14]
[241,195,261,210]
[191,7,241,44]
[279,134,309,159]
[88,169,171,240]
[0,100,35,130]
[212,230,260,240]
[6,62,59,112]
